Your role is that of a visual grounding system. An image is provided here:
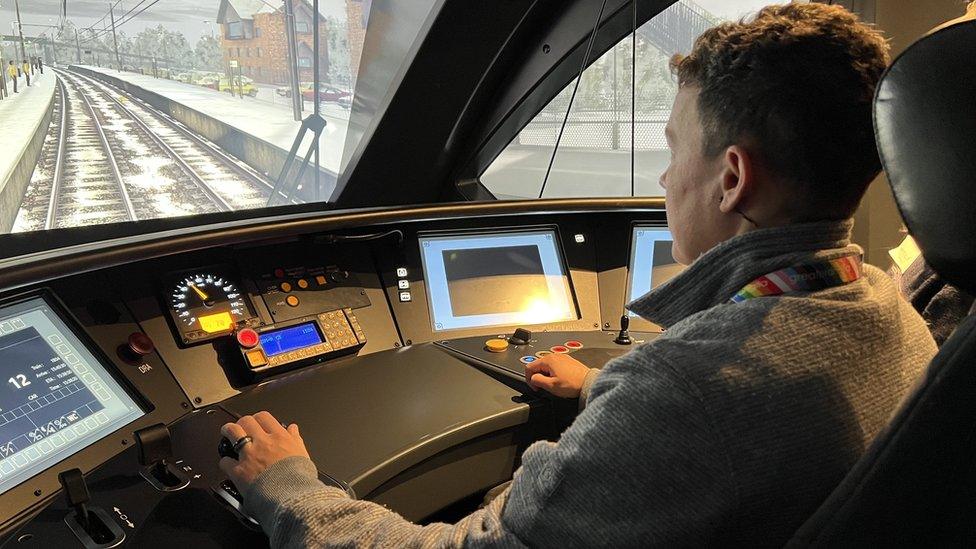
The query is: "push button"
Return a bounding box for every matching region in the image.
[245,349,268,368]
[286,295,300,307]
[519,356,537,364]
[485,339,509,353]
[551,345,569,354]
[297,278,309,289]
[565,341,583,350]
[315,275,327,286]
[236,329,259,349]
[534,350,552,358]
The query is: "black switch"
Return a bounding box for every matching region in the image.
[136,423,172,467]
[58,468,91,530]
[59,468,126,546]
[135,424,189,491]
[614,315,633,345]
[509,328,532,345]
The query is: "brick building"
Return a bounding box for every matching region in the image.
[216,0,329,85]
[345,0,367,84]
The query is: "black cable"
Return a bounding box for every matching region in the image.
[537,0,611,199]
[317,229,405,246]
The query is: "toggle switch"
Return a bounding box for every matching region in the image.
[135,424,190,492]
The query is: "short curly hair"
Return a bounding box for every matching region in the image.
[670,3,890,219]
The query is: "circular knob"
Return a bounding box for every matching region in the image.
[329,270,349,283]
[127,332,155,357]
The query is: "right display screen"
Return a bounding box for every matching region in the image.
[627,226,685,313]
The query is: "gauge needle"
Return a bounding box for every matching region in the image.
[189,283,209,301]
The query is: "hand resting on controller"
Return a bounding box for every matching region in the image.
[219,411,310,491]
[523,353,593,398]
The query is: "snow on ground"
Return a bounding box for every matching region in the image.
[0,70,55,200]
[80,66,349,176]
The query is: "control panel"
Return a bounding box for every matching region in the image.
[235,308,366,378]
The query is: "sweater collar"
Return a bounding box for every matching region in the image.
[627,219,860,328]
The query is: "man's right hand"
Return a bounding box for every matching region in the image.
[524,354,591,398]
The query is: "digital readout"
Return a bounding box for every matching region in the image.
[259,323,323,356]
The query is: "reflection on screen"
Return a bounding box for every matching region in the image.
[0,298,143,496]
[420,231,577,331]
[627,227,685,313]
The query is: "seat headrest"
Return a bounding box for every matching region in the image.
[874,21,976,295]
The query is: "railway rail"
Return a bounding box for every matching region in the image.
[13,69,279,232]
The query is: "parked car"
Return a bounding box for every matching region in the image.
[301,84,351,103]
[216,76,259,97]
[275,82,313,97]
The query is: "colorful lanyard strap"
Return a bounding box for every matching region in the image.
[730,254,863,303]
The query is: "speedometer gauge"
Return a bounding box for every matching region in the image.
[164,269,258,345]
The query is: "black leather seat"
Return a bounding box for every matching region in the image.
[788,20,976,546]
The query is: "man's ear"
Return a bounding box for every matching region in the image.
[718,145,753,214]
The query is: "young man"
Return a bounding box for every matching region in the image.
[219,4,937,546]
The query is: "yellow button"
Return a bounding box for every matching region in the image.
[286,295,300,307]
[245,349,267,368]
[297,278,309,289]
[315,275,327,286]
[280,282,292,293]
[485,339,509,353]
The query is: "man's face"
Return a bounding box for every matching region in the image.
[661,86,732,265]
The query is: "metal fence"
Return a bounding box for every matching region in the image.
[515,108,671,151]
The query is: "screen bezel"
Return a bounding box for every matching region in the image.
[0,290,150,493]
[417,226,581,333]
[624,223,677,332]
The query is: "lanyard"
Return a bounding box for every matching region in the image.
[730,254,863,303]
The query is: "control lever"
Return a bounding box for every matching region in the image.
[614,315,633,345]
[135,424,190,491]
[508,328,532,345]
[59,468,126,548]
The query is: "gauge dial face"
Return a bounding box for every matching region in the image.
[166,271,256,344]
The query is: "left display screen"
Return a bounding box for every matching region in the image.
[0,297,144,496]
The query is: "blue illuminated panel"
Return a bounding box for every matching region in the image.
[260,323,324,356]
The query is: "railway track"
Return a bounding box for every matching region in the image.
[13,69,277,232]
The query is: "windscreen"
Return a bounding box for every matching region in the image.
[419,230,578,331]
[0,297,144,495]
[0,0,437,242]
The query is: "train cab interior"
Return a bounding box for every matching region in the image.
[0,0,974,546]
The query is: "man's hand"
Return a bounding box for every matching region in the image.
[219,410,310,490]
[524,353,591,398]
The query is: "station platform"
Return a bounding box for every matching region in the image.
[0,70,55,231]
[79,65,349,182]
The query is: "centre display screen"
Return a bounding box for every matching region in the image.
[419,230,577,331]
[259,323,323,356]
[0,297,144,496]
[626,226,685,314]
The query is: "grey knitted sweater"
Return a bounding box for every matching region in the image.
[243,220,937,548]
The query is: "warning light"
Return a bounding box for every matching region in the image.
[199,312,234,334]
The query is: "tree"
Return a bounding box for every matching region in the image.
[194,35,222,71]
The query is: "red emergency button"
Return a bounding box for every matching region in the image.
[237,328,260,349]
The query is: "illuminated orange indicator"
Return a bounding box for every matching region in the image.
[199,311,234,334]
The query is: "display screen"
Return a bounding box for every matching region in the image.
[627,227,685,313]
[259,323,323,356]
[419,230,577,331]
[0,297,144,496]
